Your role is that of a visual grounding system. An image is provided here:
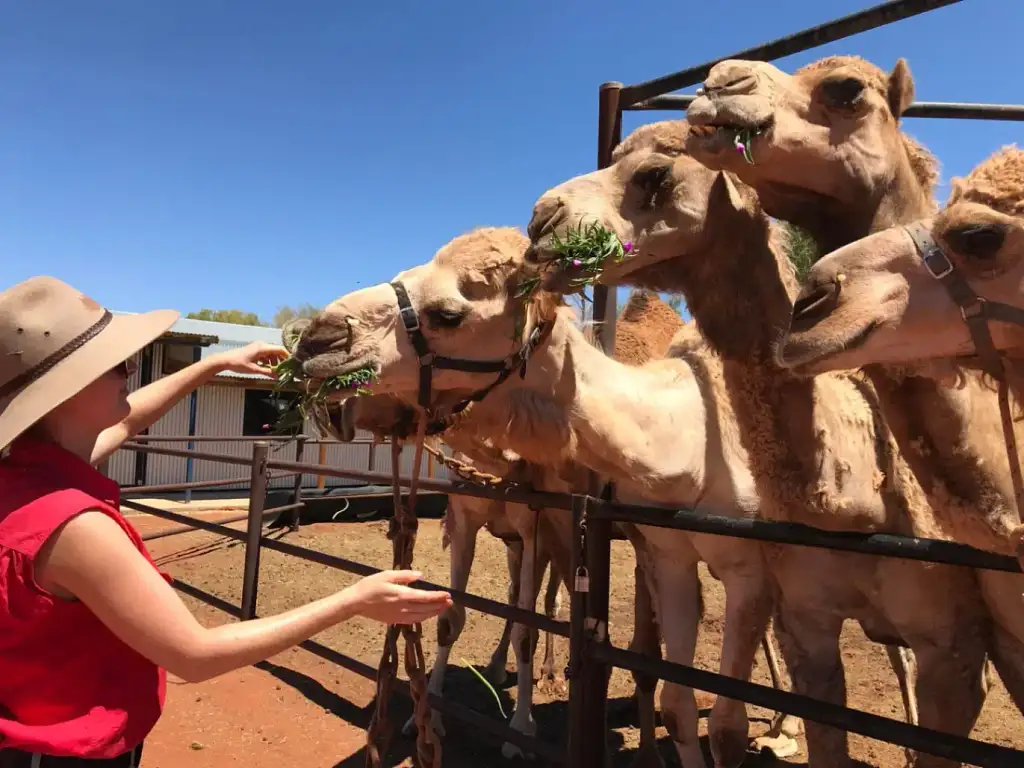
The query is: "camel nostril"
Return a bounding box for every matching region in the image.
[294,323,350,361]
[527,197,567,243]
[791,282,840,331]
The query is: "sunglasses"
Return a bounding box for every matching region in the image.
[111,358,138,378]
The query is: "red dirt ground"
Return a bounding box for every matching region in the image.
[128,511,1024,768]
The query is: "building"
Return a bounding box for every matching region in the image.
[105,313,449,492]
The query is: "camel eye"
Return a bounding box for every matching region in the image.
[425,307,466,329]
[944,223,1006,262]
[821,77,865,110]
[632,164,671,192]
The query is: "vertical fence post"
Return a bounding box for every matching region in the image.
[570,78,623,768]
[241,441,269,620]
[290,436,306,532]
[566,494,588,768]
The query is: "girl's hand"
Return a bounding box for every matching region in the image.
[344,570,452,625]
[210,341,290,376]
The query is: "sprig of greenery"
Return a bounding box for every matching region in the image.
[461,658,508,719]
[268,356,378,436]
[547,221,627,290]
[733,127,762,165]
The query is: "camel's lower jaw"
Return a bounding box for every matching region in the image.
[777,322,879,375]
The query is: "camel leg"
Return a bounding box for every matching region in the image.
[503,511,543,761]
[709,566,797,768]
[771,601,850,768]
[646,550,707,768]
[537,557,565,695]
[403,501,481,740]
[483,537,522,687]
[752,628,803,759]
[629,558,666,768]
[978,570,1024,713]
[884,561,989,768]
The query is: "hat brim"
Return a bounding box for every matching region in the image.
[0,309,180,449]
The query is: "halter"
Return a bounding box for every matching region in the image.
[389,280,551,435]
[904,221,1024,559]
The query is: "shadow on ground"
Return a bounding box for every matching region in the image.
[254,656,858,768]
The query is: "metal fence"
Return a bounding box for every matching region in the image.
[117,1,1024,766]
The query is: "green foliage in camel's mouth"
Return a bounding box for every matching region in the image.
[514,222,630,337]
[268,356,378,435]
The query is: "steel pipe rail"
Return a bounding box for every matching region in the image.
[627,94,1024,121]
[122,470,300,496]
[619,0,962,106]
[593,643,1023,766]
[590,502,1023,573]
[122,440,1021,573]
[121,440,577,510]
[122,498,570,637]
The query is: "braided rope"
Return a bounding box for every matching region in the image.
[365,418,441,768]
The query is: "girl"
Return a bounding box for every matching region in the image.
[0,276,451,767]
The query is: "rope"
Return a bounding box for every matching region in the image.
[365,417,441,768]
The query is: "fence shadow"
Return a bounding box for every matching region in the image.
[255,655,853,768]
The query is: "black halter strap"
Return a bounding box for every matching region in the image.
[389,280,550,432]
[904,221,1024,379]
[904,220,1024,534]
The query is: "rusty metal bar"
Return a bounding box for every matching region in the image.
[619,0,963,106]
[627,93,1024,121]
[123,498,570,637]
[592,643,1024,766]
[172,577,565,764]
[122,471,299,495]
[121,440,577,511]
[140,505,282,542]
[241,442,270,621]
[129,434,305,443]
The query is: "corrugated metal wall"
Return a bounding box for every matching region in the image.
[106,350,145,485]
[108,341,452,491]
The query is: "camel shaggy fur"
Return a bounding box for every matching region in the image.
[525,118,991,768]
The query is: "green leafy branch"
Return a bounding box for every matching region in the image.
[268,356,378,436]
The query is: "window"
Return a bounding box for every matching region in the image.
[242,389,301,435]
[162,343,199,375]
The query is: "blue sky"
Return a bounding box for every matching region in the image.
[3,0,1022,325]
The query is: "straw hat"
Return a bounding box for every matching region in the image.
[0,276,178,449]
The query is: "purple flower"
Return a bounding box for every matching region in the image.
[572,259,582,266]
[262,423,270,429]
[735,142,746,153]
[623,241,633,253]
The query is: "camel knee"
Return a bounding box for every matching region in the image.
[437,604,466,648]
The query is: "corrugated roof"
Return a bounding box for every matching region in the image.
[113,311,287,381]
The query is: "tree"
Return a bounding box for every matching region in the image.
[272,303,323,328]
[186,308,266,326]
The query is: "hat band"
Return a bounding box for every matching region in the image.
[0,310,114,400]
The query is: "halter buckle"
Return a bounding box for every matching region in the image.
[922,244,954,280]
[961,297,985,321]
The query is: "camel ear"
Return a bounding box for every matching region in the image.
[946,176,968,205]
[707,172,747,217]
[887,58,915,119]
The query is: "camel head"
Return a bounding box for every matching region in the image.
[291,227,565,420]
[780,146,1024,375]
[684,55,937,246]
[526,119,766,295]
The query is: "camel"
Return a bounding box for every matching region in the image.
[777,144,1024,567]
[682,54,1024,714]
[290,226,812,768]
[309,288,698,763]
[524,118,990,768]
[778,145,1024,370]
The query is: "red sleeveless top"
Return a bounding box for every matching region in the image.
[0,437,168,758]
